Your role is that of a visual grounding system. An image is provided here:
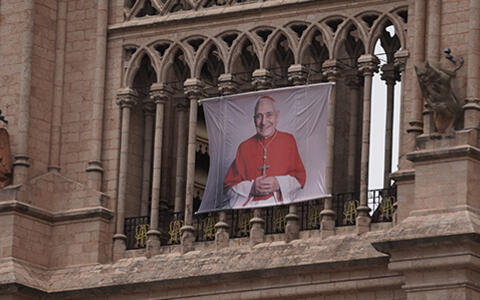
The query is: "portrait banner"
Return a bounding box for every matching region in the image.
[197,83,332,213]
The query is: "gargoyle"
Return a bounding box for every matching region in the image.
[0,128,12,189]
[415,61,461,133]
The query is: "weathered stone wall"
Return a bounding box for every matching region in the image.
[60,0,97,184]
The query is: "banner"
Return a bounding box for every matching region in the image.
[197,83,332,213]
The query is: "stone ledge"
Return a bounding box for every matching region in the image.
[406,145,480,163]
[0,201,113,223]
[390,169,415,182]
[0,231,398,297]
[372,210,480,252]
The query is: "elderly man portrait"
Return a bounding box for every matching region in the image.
[223,95,306,208]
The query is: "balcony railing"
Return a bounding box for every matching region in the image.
[369,186,397,223]
[125,216,150,250]
[124,187,397,249]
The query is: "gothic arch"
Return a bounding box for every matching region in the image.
[367,13,406,55]
[297,24,332,64]
[215,30,242,57]
[124,47,159,88]
[193,39,227,78]
[262,28,297,67]
[249,26,277,67]
[332,18,367,60]
[227,33,261,74]
[159,43,192,84]
[146,40,174,78]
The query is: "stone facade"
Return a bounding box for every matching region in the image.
[1,0,480,299]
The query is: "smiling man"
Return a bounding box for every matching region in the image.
[223,95,306,209]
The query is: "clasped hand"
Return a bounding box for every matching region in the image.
[251,176,279,196]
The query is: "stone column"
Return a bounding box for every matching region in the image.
[344,70,362,193]
[181,79,204,254]
[406,0,426,156]
[392,50,408,223]
[86,0,109,190]
[464,0,480,129]
[113,88,137,260]
[174,98,188,214]
[284,64,307,242]
[320,59,340,239]
[214,74,238,249]
[140,99,155,216]
[146,84,171,256]
[48,0,67,172]
[419,0,440,136]
[13,0,35,185]
[380,63,399,188]
[247,69,274,246]
[356,54,379,234]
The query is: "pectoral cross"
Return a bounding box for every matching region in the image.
[257,147,270,176]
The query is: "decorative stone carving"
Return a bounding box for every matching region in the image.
[414,61,462,133]
[288,64,307,86]
[116,88,138,108]
[218,73,238,96]
[0,128,12,189]
[252,69,273,90]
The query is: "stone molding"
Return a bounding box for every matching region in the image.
[0,201,113,223]
[406,145,480,163]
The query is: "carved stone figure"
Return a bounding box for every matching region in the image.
[0,128,12,188]
[414,61,461,133]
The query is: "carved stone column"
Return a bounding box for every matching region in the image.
[140,98,155,216]
[464,98,480,129]
[113,88,137,260]
[393,49,409,170]
[146,84,171,256]
[181,79,204,254]
[344,70,362,193]
[320,59,340,239]
[174,98,188,214]
[283,64,307,243]
[464,0,480,129]
[407,0,426,155]
[357,54,379,234]
[13,0,34,185]
[248,69,274,246]
[381,63,400,188]
[48,0,67,172]
[214,74,238,249]
[86,0,109,190]
[392,50,409,223]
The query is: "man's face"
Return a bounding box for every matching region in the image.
[254,100,278,138]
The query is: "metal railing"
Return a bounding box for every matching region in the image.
[369,186,397,223]
[299,199,324,230]
[230,209,254,238]
[334,192,359,227]
[124,187,396,249]
[125,216,150,250]
[264,205,289,234]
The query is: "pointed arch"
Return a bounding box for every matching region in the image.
[124,47,159,88]
[216,30,242,55]
[227,32,261,74]
[193,38,227,78]
[297,24,332,64]
[331,18,367,60]
[367,13,406,55]
[159,43,192,85]
[249,26,276,67]
[262,28,297,67]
